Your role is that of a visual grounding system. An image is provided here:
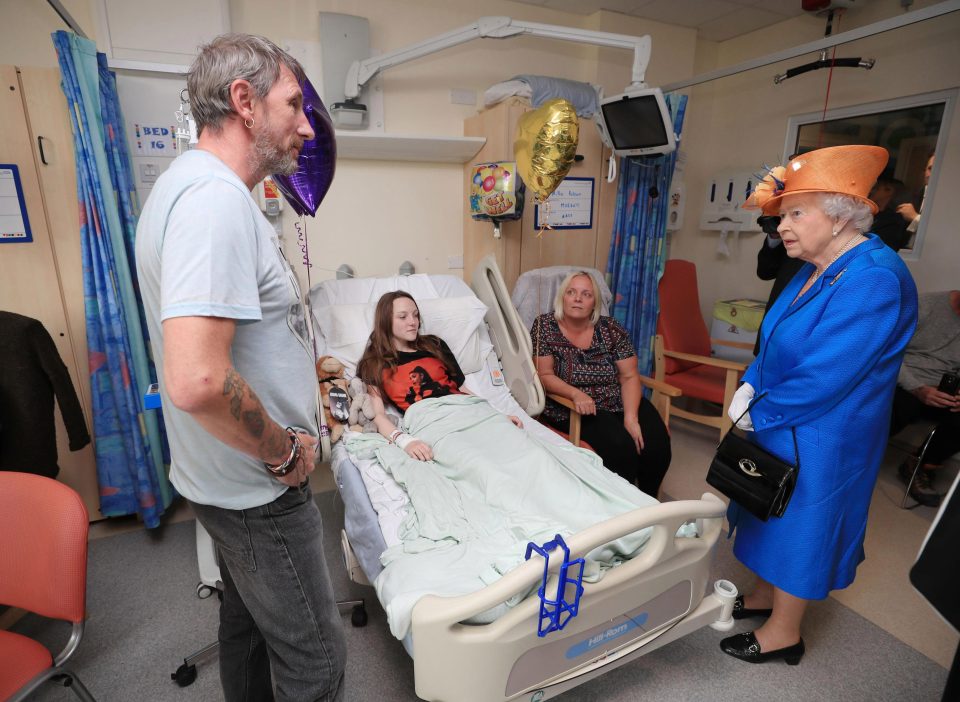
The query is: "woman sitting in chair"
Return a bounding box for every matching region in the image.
[357,291,522,462]
[531,271,671,497]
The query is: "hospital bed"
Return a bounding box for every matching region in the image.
[312,256,738,702]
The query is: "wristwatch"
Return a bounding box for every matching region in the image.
[264,428,302,476]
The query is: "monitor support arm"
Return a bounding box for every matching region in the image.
[343,15,651,101]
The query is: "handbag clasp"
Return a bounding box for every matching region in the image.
[738,458,762,477]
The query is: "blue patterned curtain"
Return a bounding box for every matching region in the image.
[52,31,172,527]
[606,94,688,377]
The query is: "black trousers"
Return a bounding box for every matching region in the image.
[889,386,960,465]
[546,398,671,497]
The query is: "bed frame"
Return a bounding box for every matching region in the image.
[330,260,737,700]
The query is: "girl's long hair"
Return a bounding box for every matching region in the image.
[356,291,455,395]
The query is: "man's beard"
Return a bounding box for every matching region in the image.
[251,123,300,177]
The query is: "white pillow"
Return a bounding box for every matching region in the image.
[313,295,489,377]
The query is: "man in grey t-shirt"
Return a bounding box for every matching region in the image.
[891,290,960,507]
[135,34,345,700]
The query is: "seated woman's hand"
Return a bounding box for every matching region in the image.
[572,390,596,415]
[623,416,645,453]
[404,439,434,462]
[508,415,524,429]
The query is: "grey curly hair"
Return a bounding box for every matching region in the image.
[819,193,874,234]
[186,33,305,134]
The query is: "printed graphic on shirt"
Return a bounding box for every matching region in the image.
[383,356,463,412]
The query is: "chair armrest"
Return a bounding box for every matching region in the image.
[661,349,749,372]
[710,337,755,351]
[639,375,681,397]
[546,393,576,411]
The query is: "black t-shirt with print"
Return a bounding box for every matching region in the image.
[381,338,465,411]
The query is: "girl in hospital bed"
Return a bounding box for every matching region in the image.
[356,290,522,461]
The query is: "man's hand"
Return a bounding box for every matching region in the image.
[896,203,920,223]
[572,390,596,416]
[624,416,645,453]
[275,431,318,487]
[912,385,960,411]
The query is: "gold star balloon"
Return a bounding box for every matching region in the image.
[514,98,579,204]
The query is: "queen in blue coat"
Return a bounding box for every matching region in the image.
[719,145,918,666]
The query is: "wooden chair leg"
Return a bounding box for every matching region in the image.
[569,411,581,447]
[720,368,740,437]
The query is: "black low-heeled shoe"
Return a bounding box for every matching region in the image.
[731,594,773,620]
[720,631,805,665]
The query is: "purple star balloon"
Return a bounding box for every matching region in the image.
[273,77,336,217]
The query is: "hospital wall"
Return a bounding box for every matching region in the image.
[674,0,960,324]
[228,0,699,289]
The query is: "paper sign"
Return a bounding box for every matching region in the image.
[133,124,178,156]
[534,177,594,229]
[0,165,33,243]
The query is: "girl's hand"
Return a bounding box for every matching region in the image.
[508,415,523,429]
[404,439,434,461]
[624,417,644,453]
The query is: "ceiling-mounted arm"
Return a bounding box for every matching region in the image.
[343,15,652,101]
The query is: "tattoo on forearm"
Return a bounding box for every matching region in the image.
[222,367,288,462]
[223,368,244,420]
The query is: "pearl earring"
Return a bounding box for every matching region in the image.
[832,228,839,237]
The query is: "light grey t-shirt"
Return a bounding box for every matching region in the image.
[898,292,960,391]
[135,150,317,509]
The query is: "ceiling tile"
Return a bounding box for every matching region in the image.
[697,6,796,42]
[627,0,742,29]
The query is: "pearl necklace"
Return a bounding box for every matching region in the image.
[795,233,864,301]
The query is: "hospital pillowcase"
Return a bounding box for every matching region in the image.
[313,295,490,377]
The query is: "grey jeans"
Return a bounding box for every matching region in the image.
[191,483,346,702]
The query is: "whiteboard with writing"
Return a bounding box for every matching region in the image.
[534,177,594,229]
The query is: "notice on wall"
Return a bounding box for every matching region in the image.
[133,124,178,156]
[0,165,33,243]
[534,177,594,229]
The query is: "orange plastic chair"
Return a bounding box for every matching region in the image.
[654,259,750,437]
[0,472,95,701]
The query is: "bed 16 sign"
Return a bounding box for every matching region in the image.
[534,177,594,230]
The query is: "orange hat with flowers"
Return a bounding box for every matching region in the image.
[744,145,889,215]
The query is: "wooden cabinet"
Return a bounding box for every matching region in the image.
[0,65,101,519]
[463,99,620,291]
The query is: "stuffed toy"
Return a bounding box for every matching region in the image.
[316,355,349,443]
[347,376,378,434]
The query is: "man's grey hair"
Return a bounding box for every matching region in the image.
[554,270,602,325]
[819,193,874,234]
[187,33,306,134]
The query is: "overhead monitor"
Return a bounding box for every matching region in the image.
[595,87,676,158]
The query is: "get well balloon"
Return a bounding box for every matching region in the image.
[272,77,337,217]
[514,98,579,203]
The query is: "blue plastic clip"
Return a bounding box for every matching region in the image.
[524,534,585,638]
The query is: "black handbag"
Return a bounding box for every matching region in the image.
[706,393,800,522]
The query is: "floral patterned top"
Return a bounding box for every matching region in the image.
[530,313,636,425]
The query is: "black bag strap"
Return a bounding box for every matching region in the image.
[730,390,800,469]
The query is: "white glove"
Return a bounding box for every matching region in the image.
[727,382,756,431]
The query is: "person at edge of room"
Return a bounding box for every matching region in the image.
[890,290,960,507]
[723,145,918,666]
[897,152,935,247]
[356,290,523,461]
[530,271,671,498]
[134,34,346,701]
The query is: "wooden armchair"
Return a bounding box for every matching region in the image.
[547,376,680,448]
[655,260,752,437]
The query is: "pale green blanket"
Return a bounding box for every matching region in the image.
[345,394,660,640]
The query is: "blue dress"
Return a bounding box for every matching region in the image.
[730,234,918,600]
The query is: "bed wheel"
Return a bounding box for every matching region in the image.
[172,662,198,687]
[196,582,217,599]
[351,604,368,627]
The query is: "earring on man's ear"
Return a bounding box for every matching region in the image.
[244,117,255,129]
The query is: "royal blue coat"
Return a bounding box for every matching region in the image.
[730,234,918,600]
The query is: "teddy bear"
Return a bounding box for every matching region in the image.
[316,355,349,443]
[347,376,378,435]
